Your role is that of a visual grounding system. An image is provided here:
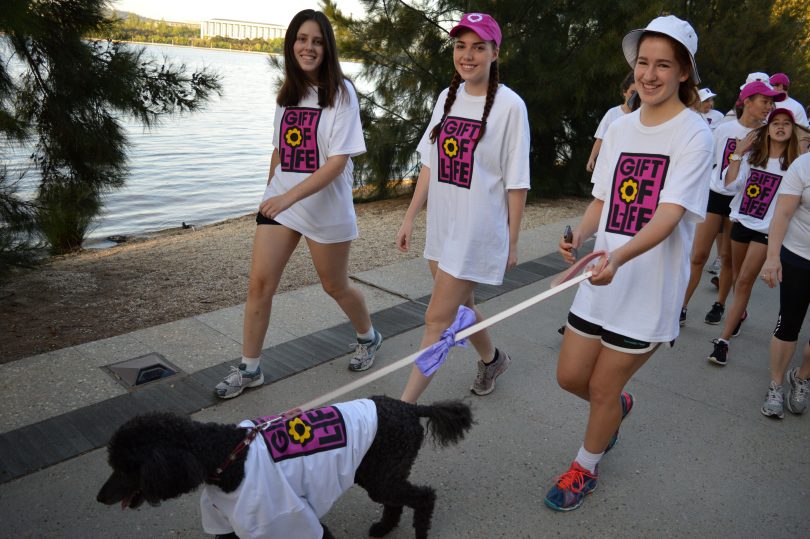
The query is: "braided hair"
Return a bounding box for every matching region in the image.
[429,60,501,144]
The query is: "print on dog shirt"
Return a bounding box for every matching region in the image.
[280,107,322,174]
[437,116,482,189]
[721,138,736,173]
[253,405,347,462]
[739,169,782,219]
[606,153,670,237]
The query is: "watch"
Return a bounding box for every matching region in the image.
[729,153,742,162]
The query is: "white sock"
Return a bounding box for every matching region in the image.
[356,327,375,342]
[242,356,260,372]
[575,445,603,474]
[718,338,729,345]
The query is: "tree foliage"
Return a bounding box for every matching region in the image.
[0,0,222,267]
[325,0,810,198]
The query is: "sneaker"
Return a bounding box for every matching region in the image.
[544,461,598,512]
[679,307,687,327]
[708,339,729,366]
[349,329,383,372]
[710,275,719,289]
[705,302,724,325]
[471,349,511,395]
[785,367,809,414]
[760,382,785,419]
[708,257,721,275]
[604,391,635,453]
[731,310,748,338]
[215,364,264,399]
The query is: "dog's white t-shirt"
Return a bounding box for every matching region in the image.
[261,80,366,243]
[200,398,378,539]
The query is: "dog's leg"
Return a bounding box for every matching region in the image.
[368,504,404,537]
[408,485,436,539]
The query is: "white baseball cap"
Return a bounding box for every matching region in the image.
[622,15,700,84]
[739,72,770,90]
[698,88,717,102]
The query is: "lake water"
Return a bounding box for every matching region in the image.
[3,44,363,248]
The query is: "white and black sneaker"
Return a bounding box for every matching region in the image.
[349,329,383,372]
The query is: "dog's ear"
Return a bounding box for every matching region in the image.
[139,447,207,502]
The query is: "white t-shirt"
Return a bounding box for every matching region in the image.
[417,83,531,285]
[779,153,810,261]
[708,120,757,196]
[594,105,627,139]
[200,399,378,539]
[774,96,809,129]
[262,80,367,243]
[701,109,725,129]
[725,156,787,233]
[570,108,713,342]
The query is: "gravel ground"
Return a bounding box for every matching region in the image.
[0,196,588,363]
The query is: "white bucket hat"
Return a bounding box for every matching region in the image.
[622,15,699,84]
[739,72,770,90]
[698,88,717,102]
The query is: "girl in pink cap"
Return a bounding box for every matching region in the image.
[707,108,802,375]
[680,80,784,331]
[396,13,530,403]
[550,15,713,511]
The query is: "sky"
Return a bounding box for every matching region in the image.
[111,0,367,25]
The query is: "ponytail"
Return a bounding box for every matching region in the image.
[429,60,500,144]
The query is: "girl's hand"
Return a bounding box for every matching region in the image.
[735,131,758,156]
[396,220,413,252]
[586,157,596,173]
[559,230,582,264]
[506,243,518,271]
[588,252,617,286]
[760,257,782,289]
[259,193,293,219]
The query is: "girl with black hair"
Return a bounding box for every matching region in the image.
[215,10,382,399]
[396,13,530,403]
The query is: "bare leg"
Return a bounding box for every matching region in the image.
[719,240,766,341]
[307,237,372,334]
[716,217,734,305]
[770,337,798,385]
[242,226,301,358]
[556,328,603,401]
[582,346,656,453]
[400,263,489,403]
[683,213,722,308]
[798,343,810,380]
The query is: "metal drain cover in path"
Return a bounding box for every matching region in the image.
[103,353,181,388]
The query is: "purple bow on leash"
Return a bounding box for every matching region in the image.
[415,305,477,376]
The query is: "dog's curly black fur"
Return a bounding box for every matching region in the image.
[97,396,473,539]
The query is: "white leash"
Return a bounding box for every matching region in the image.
[295,270,593,412]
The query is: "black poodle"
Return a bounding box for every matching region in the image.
[97,395,473,539]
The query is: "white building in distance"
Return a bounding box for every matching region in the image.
[200,19,286,40]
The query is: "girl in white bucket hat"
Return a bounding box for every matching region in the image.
[548,15,713,512]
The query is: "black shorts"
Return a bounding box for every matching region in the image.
[730,221,768,245]
[706,190,734,217]
[256,212,281,225]
[566,312,662,354]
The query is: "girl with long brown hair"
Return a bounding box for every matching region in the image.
[215,10,382,399]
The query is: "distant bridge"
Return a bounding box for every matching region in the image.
[201,19,285,40]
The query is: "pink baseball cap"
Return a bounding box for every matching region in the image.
[450,13,502,46]
[770,73,790,88]
[738,81,786,104]
[768,107,795,124]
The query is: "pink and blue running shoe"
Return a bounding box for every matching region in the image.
[544,461,598,511]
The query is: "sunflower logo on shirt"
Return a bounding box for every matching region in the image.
[437,116,482,189]
[279,107,322,173]
[740,169,782,220]
[287,417,312,444]
[606,153,670,237]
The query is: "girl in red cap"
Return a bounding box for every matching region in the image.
[680,80,785,330]
[707,108,802,376]
[550,15,713,511]
[397,13,530,402]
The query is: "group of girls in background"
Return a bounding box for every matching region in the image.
[211,6,809,525]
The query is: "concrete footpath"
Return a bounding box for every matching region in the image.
[0,218,808,538]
